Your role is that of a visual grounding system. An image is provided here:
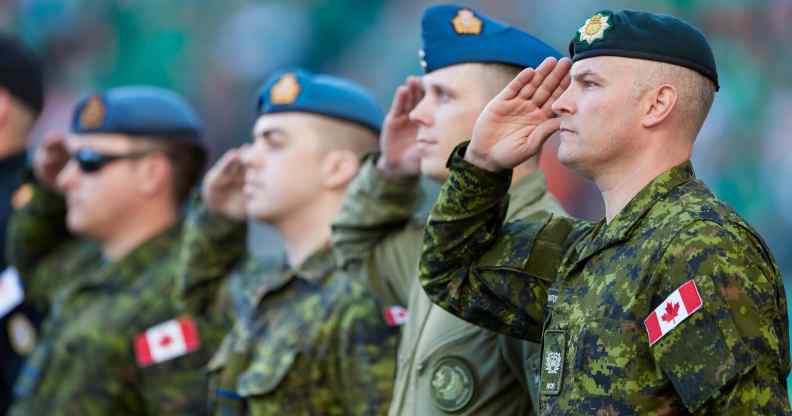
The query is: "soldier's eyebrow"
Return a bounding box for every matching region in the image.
[253,127,288,141]
[572,69,606,84]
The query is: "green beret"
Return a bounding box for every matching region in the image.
[569,10,719,91]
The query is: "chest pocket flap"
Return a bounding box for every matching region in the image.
[236,326,302,397]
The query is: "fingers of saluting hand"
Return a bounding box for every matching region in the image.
[522,57,572,107]
[542,72,571,114]
[499,66,536,101]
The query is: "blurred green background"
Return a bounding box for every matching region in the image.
[4,0,791,396]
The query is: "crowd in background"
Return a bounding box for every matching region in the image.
[4,0,791,390]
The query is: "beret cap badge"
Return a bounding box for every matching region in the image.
[79,96,106,129]
[578,13,611,45]
[451,9,483,35]
[270,73,301,105]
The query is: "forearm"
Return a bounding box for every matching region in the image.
[177,193,246,317]
[6,181,69,278]
[419,143,566,340]
[331,154,421,268]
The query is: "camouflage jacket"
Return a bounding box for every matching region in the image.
[179,201,398,416]
[418,144,791,415]
[332,156,564,415]
[7,183,228,415]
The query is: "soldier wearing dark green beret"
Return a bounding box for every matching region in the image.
[418,10,790,414]
[6,86,231,415]
[177,68,398,415]
[331,4,563,415]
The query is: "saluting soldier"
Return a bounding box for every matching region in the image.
[177,69,398,415]
[418,10,790,414]
[7,86,229,415]
[332,5,563,415]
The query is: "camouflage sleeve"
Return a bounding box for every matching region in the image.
[5,181,70,303]
[649,220,790,414]
[419,143,574,341]
[331,153,422,306]
[176,192,246,318]
[334,287,398,415]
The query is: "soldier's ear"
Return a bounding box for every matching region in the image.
[641,83,678,129]
[136,153,172,197]
[319,149,360,190]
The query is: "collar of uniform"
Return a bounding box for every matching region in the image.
[597,160,695,244]
[87,221,183,289]
[250,243,336,306]
[291,243,336,282]
[506,169,547,219]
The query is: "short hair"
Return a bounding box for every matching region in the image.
[151,138,207,205]
[635,61,716,136]
[307,114,379,157]
[477,63,524,98]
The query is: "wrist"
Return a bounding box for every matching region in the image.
[463,145,502,173]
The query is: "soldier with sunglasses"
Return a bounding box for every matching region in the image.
[6,86,229,415]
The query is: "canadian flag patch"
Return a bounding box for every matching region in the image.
[644,280,703,346]
[383,306,408,327]
[134,317,201,367]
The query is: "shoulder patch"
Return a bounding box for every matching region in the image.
[11,184,33,210]
[134,317,201,367]
[430,356,476,412]
[644,279,703,346]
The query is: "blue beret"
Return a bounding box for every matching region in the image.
[569,10,719,90]
[71,86,206,148]
[257,69,383,133]
[419,4,561,73]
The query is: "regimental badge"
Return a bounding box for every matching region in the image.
[79,96,106,129]
[8,313,36,356]
[11,184,33,210]
[270,73,301,105]
[430,356,476,412]
[578,13,611,45]
[451,9,483,35]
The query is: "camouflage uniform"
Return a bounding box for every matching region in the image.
[418,144,791,414]
[7,183,229,415]
[332,156,564,415]
[178,201,398,415]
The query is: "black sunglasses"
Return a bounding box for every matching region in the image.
[71,148,160,173]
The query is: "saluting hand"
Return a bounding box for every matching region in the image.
[466,57,572,172]
[376,76,424,178]
[32,131,70,192]
[202,146,247,221]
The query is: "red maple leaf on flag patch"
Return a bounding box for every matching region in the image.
[661,302,680,323]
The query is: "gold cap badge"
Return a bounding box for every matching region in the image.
[79,96,105,129]
[451,9,483,35]
[578,13,611,45]
[270,73,301,105]
[11,184,33,210]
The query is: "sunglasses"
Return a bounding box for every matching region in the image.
[71,148,160,173]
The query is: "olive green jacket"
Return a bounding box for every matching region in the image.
[332,156,565,415]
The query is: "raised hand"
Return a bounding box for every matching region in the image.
[466,57,572,172]
[32,131,70,191]
[202,147,247,220]
[376,76,424,178]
